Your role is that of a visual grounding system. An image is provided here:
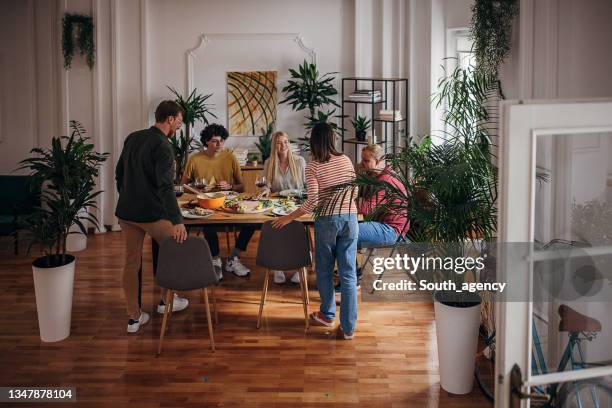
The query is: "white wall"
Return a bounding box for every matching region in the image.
[146,0,354,148]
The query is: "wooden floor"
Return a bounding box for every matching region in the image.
[0,232,491,407]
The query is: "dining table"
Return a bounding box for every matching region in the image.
[177,192,314,226]
[137,191,361,308]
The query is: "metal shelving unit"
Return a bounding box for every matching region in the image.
[340,77,409,161]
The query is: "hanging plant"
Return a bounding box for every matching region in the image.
[470,0,519,76]
[62,13,95,69]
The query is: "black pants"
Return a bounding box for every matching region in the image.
[203,226,256,257]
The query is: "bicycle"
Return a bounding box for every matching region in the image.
[476,305,612,406]
[475,239,612,406]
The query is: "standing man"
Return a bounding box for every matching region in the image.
[115,100,189,334]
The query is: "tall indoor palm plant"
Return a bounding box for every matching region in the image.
[280,60,342,148]
[17,120,107,342]
[167,87,216,183]
[18,120,108,266]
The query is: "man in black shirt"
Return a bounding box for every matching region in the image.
[115,100,188,334]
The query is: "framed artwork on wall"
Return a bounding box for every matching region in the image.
[227,71,277,136]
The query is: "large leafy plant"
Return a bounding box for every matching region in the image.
[167,87,216,183]
[255,122,274,162]
[280,60,341,147]
[17,121,108,267]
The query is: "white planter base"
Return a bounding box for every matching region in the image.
[434,295,481,394]
[66,232,87,252]
[32,256,76,342]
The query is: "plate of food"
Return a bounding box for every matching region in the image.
[181,208,214,219]
[222,198,273,214]
[272,206,297,216]
[279,189,306,198]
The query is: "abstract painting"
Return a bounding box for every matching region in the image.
[227,71,277,136]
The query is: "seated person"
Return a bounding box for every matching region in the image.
[356,144,409,247]
[180,123,252,278]
[336,144,408,295]
[261,131,306,284]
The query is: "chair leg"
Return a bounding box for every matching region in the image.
[168,292,175,320]
[300,267,309,330]
[256,269,270,329]
[307,225,315,271]
[157,290,173,355]
[233,226,237,241]
[225,227,231,257]
[211,286,218,325]
[202,288,215,352]
[303,268,310,304]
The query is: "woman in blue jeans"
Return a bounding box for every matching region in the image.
[272,123,359,339]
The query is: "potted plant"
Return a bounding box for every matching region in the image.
[17,120,107,342]
[255,122,274,162]
[167,87,216,183]
[247,153,259,167]
[351,115,371,141]
[316,63,500,394]
[280,60,342,149]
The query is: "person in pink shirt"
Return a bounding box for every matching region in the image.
[356,144,409,246]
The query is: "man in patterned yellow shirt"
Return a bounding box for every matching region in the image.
[181,124,252,278]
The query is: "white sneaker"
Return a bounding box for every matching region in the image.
[273,270,286,284]
[212,257,223,280]
[290,271,301,284]
[127,311,150,333]
[225,256,250,277]
[156,293,189,314]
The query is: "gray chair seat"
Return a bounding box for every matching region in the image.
[155,237,219,353]
[256,221,312,330]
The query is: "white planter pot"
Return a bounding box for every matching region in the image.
[434,293,481,394]
[32,256,76,342]
[66,229,87,252]
[66,208,88,252]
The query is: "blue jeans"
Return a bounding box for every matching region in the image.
[358,221,398,247]
[314,214,358,333]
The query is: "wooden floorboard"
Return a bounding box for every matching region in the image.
[0,232,491,407]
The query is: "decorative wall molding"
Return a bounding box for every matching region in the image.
[110,0,120,231]
[59,0,69,135]
[140,0,148,128]
[185,32,316,94]
[28,0,39,149]
[543,0,559,99]
[518,0,535,99]
[0,53,3,143]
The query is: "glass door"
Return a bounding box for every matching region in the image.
[496,99,612,408]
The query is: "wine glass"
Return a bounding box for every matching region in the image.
[255,176,267,197]
[174,185,184,197]
[194,178,207,190]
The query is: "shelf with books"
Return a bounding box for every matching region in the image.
[340,77,409,161]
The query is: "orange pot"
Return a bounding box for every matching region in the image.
[197,193,225,209]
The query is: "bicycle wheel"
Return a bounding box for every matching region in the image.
[557,379,612,408]
[475,325,495,402]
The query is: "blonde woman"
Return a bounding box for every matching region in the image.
[262,131,306,284]
[262,131,306,194]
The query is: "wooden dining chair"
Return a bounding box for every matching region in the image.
[155,237,219,354]
[256,221,312,330]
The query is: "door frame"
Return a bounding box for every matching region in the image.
[496,98,612,408]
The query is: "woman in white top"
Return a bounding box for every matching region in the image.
[262,131,306,194]
[262,131,306,284]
